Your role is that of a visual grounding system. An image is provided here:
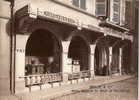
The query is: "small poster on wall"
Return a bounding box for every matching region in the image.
[72,60,80,73]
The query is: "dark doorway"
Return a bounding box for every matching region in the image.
[68,36,90,71]
[94,46,100,75]
[25,29,62,75]
[94,45,109,76]
[122,44,132,74]
[112,46,120,74]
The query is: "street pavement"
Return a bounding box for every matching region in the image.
[0,75,136,100]
[62,78,138,100]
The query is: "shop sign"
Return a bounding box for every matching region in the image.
[37,10,77,25]
[37,10,101,32]
[16,5,100,33]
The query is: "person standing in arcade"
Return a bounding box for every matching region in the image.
[44,56,57,73]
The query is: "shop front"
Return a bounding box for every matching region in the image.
[14,3,97,93]
[13,2,133,93]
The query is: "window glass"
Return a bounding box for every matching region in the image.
[113,3,119,12]
[113,13,119,22]
[114,0,119,3]
[72,0,86,10]
[96,4,106,15]
[73,0,79,7]
[80,0,86,10]
[96,0,107,16]
[97,0,106,2]
[112,0,120,23]
[125,1,132,28]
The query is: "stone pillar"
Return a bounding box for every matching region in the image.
[15,49,25,77]
[15,35,29,93]
[109,47,112,76]
[15,35,29,77]
[0,18,11,95]
[61,41,70,82]
[90,44,96,78]
[119,48,122,75]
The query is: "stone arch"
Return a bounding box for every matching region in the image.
[68,34,91,71]
[25,29,62,75]
[28,20,63,49]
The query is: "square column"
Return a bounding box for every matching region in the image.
[15,49,25,77]
[90,44,96,78]
[119,48,122,75]
[0,18,11,95]
[15,35,29,78]
[61,41,70,82]
[109,47,112,76]
[15,35,29,93]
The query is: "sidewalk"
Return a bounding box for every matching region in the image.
[0,75,134,100]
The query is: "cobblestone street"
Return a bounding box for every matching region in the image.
[0,76,137,100]
[52,78,138,100]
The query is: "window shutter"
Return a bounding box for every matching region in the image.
[112,0,120,23]
[80,0,86,10]
[96,0,107,17]
[125,1,132,29]
[73,0,79,7]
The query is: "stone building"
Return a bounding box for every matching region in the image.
[0,0,136,95]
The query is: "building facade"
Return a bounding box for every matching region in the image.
[0,0,136,95]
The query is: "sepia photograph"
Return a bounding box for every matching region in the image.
[0,0,138,100]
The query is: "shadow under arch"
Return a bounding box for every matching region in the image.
[68,35,91,71]
[94,39,109,76]
[121,41,132,74]
[25,29,62,75]
[112,45,120,74]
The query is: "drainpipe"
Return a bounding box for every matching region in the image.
[10,0,15,94]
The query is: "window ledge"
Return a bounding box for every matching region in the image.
[99,20,130,32]
[51,0,97,19]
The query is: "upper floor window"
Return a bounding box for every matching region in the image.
[72,0,86,10]
[125,1,132,28]
[95,0,107,17]
[96,0,121,24]
[112,0,120,23]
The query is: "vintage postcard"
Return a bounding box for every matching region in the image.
[0,0,138,100]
